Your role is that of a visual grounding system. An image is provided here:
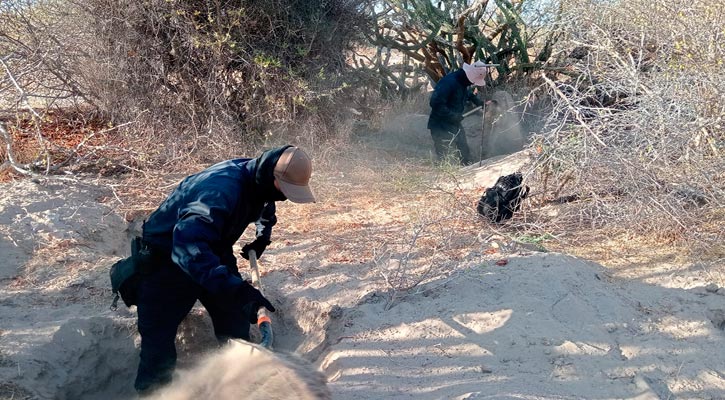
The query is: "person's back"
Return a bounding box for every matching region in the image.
[143,159,260,255]
[427,69,472,133]
[426,63,487,164]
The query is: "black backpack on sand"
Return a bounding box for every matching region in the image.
[477,172,529,223]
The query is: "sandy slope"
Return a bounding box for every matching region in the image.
[0,142,723,400]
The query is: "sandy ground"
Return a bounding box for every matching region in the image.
[0,125,724,400]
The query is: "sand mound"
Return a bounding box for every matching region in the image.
[316,253,725,399]
[151,340,330,400]
[1,153,723,400]
[0,316,138,400]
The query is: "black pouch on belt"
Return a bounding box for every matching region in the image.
[109,237,154,309]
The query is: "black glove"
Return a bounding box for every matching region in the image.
[237,281,276,324]
[451,113,464,124]
[241,238,271,260]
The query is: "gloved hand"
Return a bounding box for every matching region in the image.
[237,281,276,324]
[451,113,464,124]
[241,237,272,260]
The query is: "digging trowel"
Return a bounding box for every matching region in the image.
[248,249,274,349]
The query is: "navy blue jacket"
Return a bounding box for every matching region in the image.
[427,69,483,132]
[142,146,291,296]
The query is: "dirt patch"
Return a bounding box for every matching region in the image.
[314,254,725,399]
[0,141,723,399]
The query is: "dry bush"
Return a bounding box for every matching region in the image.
[370,184,483,310]
[373,217,454,310]
[526,0,724,254]
[82,0,367,141]
[0,0,96,175]
[0,1,91,112]
[1,0,369,178]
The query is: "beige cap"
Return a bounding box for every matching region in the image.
[462,61,489,86]
[273,147,316,203]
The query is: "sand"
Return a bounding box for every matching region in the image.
[0,144,723,399]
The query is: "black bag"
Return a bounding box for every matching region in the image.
[477,172,530,223]
[109,237,152,309]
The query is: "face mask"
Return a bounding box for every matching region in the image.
[272,189,287,202]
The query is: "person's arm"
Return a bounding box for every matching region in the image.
[171,190,244,295]
[255,202,277,242]
[219,248,237,271]
[241,202,276,260]
[467,89,484,107]
[429,79,461,124]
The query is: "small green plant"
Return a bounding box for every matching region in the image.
[515,233,554,245]
[253,54,282,69]
[388,173,429,193]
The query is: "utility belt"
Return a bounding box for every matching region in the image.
[109,237,167,310]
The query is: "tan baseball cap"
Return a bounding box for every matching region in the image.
[273,147,316,203]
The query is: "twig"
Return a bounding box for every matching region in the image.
[0,122,33,176]
[0,57,51,173]
[541,74,606,147]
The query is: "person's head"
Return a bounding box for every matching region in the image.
[273,146,315,203]
[462,61,489,86]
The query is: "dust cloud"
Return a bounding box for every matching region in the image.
[150,340,330,400]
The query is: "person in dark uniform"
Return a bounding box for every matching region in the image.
[427,61,488,164]
[133,145,315,395]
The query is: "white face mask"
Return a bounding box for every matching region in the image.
[463,61,495,86]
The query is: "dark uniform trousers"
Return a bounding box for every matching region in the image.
[134,261,249,394]
[430,127,473,165]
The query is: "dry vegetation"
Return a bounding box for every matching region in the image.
[1,4,724,400]
[518,0,724,267]
[1,0,723,286]
[1,0,368,174]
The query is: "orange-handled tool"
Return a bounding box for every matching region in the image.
[248,249,273,349]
